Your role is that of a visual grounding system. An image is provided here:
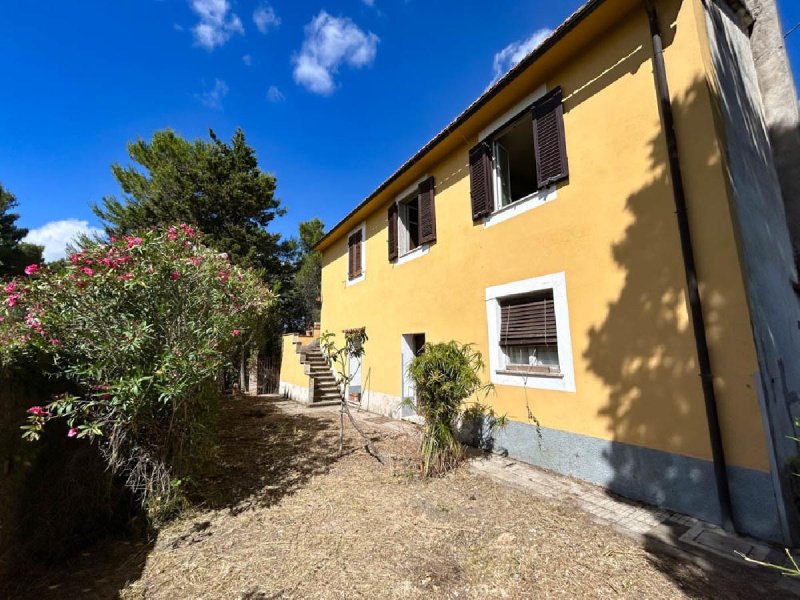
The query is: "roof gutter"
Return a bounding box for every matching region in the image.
[314,0,610,251]
[644,0,735,533]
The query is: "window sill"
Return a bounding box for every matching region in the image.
[395,243,429,266]
[496,369,564,379]
[346,272,366,287]
[484,185,557,229]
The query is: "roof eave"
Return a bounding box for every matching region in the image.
[314,0,609,252]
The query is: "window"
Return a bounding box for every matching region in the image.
[388,176,436,263]
[469,87,568,222]
[485,272,575,392]
[398,194,420,255]
[493,112,538,209]
[500,291,560,374]
[347,223,365,284]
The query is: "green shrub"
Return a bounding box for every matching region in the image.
[407,341,495,477]
[0,224,274,519]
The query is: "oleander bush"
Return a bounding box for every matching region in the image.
[0,224,274,520]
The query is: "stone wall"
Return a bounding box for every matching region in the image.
[703,0,800,544]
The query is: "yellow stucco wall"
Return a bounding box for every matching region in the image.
[279,334,311,388]
[318,0,769,472]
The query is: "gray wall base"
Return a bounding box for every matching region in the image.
[475,419,782,543]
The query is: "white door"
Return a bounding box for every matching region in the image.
[400,333,425,419]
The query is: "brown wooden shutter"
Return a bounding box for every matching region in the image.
[347,234,355,279]
[417,176,436,244]
[387,203,398,261]
[499,293,557,346]
[353,230,362,277]
[469,141,494,220]
[532,87,569,188]
[348,230,362,279]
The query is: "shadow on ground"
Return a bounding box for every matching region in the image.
[188,394,344,514]
[639,526,800,599]
[5,394,346,599]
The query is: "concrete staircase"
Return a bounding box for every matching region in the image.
[300,343,342,407]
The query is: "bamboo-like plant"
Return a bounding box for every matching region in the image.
[407,341,497,477]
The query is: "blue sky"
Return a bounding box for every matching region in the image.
[1,1,799,260]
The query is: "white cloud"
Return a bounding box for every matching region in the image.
[23,219,104,263]
[189,0,244,50]
[362,0,376,6]
[292,11,379,95]
[267,85,285,103]
[197,79,229,110]
[491,28,553,82]
[253,3,280,34]
[242,54,253,66]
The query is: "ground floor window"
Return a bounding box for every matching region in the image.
[485,272,575,392]
[500,290,561,375]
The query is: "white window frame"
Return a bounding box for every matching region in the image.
[392,175,431,266]
[345,221,366,287]
[478,85,558,229]
[485,272,576,392]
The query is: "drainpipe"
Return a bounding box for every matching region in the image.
[644,0,736,533]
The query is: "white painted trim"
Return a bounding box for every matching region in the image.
[394,174,429,204]
[396,243,430,265]
[345,221,366,287]
[484,185,557,228]
[479,85,547,142]
[485,272,576,392]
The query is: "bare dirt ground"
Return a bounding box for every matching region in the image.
[12,395,796,599]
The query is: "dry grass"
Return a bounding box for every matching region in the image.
[13,395,793,599]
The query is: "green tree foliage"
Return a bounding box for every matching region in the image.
[0,183,43,276]
[1,224,274,519]
[92,128,292,278]
[286,218,324,329]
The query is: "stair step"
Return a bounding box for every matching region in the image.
[314,383,339,391]
[314,391,342,400]
[309,400,340,407]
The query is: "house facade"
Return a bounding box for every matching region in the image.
[280,0,800,544]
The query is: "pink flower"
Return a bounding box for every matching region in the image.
[69,253,81,265]
[118,272,133,281]
[126,236,143,248]
[49,338,60,346]
[189,257,202,266]
[167,226,178,241]
[6,295,19,307]
[27,406,50,417]
[81,267,94,277]
[24,264,39,276]
[67,427,78,438]
[170,271,180,281]
[232,329,240,337]
[4,281,17,294]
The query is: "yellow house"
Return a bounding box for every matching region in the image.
[280,0,800,544]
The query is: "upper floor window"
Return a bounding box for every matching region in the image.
[388,176,436,263]
[470,87,569,222]
[494,112,538,209]
[347,223,365,285]
[398,192,421,255]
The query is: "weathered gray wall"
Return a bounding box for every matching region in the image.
[745,0,800,257]
[704,0,800,544]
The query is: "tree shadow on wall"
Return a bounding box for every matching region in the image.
[581,68,793,593]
